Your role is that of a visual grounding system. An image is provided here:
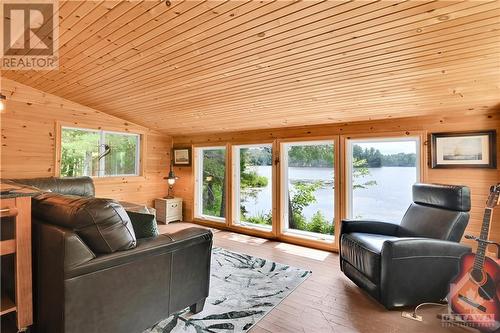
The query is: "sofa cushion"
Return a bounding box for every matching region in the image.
[12,176,95,197]
[32,192,136,253]
[341,233,398,284]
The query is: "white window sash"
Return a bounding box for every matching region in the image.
[194,146,226,221]
[346,136,421,219]
[61,126,140,177]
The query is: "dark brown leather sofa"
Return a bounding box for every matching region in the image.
[12,177,212,333]
[340,183,472,309]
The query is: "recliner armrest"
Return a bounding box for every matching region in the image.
[379,238,471,308]
[381,238,471,259]
[340,219,400,237]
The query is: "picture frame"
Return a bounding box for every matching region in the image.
[173,147,192,166]
[430,130,496,169]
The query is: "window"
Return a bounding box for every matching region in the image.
[281,140,335,240]
[346,137,420,222]
[232,144,273,230]
[195,146,226,221]
[60,127,140,177]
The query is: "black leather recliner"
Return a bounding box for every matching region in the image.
[10,177,213,333]
[340,183,472,309]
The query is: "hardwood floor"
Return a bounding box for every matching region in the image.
[159,223,474,333]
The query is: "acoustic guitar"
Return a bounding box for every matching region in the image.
[449,184,500,332]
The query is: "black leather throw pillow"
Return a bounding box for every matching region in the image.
[126,209,159,239]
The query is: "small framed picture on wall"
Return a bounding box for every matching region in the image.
[173,147,191,166]
[430,130,497,169]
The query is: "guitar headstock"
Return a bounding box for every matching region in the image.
[486,183,500,208]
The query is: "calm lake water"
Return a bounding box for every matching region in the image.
[241,166,417,223]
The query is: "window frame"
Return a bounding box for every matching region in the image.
[58,125,141,178]
[231,143,274,233]
[189,132,423,253]
[344,134,423,221]
[193,145,228,223]
[101,129,141,177]
[278,137,339,246]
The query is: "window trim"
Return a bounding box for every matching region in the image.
[194,145,228,223]
[58,125,142,178]
[189,132,426,253]
[101,129,141,177]
[345,135,422,220]
[279,138,337,244]
[231,143,274,232]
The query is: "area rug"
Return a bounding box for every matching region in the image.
[145,247,311,333]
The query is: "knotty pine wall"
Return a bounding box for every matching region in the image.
[1,78,172,206]
[173,110,500,251]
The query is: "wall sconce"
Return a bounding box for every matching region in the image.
[0,94,6,112]
[166,163,179,198]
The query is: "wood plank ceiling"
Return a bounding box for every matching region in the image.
[2,0,499,136]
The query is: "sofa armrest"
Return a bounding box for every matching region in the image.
[379,238,471,308]
[63,228,211,333]
[33,220,97,333]
[66,228,212,278]
[34,221,96,269]
[340,219,400,237]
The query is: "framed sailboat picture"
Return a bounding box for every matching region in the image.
[173,147,191,166]
[430,130,496,169]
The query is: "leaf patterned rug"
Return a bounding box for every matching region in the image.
[145,247,311,333]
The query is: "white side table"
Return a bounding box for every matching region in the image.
[154,197,182,224]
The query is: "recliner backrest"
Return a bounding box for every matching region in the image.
[398,183,471,242]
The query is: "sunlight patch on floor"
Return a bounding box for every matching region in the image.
[274,243,331,261]
[223,232,269,245]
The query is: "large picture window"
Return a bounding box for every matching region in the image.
[195,146,227,222]
[190,135,420,249]
[281,140,335,241]
[60,127,140,177]
[232,144,273,230]
[346,137,420,222]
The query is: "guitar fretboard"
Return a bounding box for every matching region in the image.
[473,208,492,271]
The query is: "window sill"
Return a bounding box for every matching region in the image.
[232,222,273,233]
[194,216,226,224]
[190,219,338,252]
[281,229,335,244]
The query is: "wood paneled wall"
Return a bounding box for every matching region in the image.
[1,78,172,206]
[173,110,500,251]
[3,0,499,136]
[1,75,498,253]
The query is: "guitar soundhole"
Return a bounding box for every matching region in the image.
[470,269,495,301]
[471,269,484,283]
